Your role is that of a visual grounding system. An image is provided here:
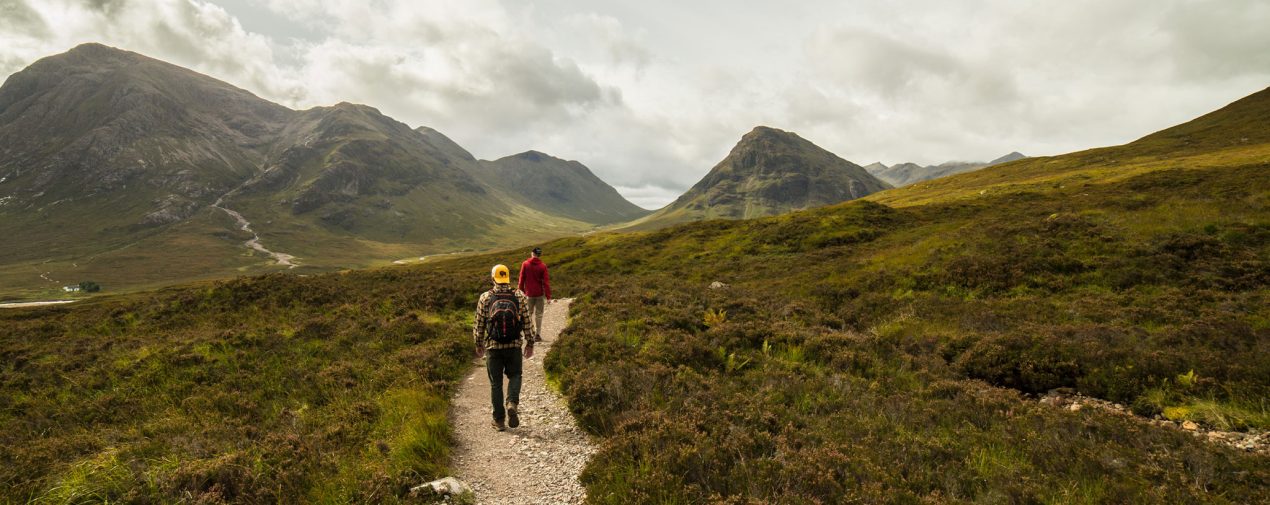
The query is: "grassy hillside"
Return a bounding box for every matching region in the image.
[536,160,1266,502]
[0,268,486,503]
[518,93,1269,502]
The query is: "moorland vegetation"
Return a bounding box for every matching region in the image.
[2,88,1267,503]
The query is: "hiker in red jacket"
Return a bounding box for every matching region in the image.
[517,247,551,342]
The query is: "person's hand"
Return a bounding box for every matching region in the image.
[524,345,535,359]
[475,346,485,359]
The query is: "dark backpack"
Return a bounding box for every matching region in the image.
[486,291,522,344]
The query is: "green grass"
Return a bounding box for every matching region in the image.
[0,268,481,503]
[520,136,1268,502]
[4,88,1268,503]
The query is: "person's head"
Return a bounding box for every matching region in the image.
[491,264,510,285]
[531,247,542,258]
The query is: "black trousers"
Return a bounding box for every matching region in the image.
[486,347,523,422]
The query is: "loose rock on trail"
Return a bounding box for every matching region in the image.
[450,298,594,504]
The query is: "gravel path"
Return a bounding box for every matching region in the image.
[451,298,594,504]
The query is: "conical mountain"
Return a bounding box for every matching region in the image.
[0,43,292,217]
[989,151,1026,165]
[472,151,649,225]
[0,43,298,266]
[629,126,889,229]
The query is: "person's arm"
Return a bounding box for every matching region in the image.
[517,262,526,293]
[473,292,489,357]
[519,291,538,346]
[542,264,551,301]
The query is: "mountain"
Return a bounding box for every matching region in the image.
[865,152,1028,187]
[989,151,1027,165]
[0,43,290,245]
[864,162,925,187]
[0,44,638,299]
[472,151,650,225]
[628,126,890,229]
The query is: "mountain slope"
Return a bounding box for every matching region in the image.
[0,44,619,299]
[0,43,294,261]
[472,151,649,225]
[628,126,890,229]
[224,102,507,249]
[870,86,1270,208]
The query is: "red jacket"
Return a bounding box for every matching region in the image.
[518,257,551,299]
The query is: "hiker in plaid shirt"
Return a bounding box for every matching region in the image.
[474,264,538,431]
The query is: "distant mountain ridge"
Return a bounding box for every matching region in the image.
[0,43,643,296]
[866,152,1027,187]
[473,151,650,225]
[628,126,890,229]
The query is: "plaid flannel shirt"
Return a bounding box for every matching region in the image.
[473,284,538,350]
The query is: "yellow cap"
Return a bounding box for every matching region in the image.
[491,264,510,284]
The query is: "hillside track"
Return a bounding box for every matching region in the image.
[450,298,593,504]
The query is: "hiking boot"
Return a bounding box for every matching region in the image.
[506,403,520,428]
[492,419,506,432]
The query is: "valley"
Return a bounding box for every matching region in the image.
[0,44,645,300]
[0,42,1266,504]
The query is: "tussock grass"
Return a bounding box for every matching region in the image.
[529,154,1268,502]
[1,268,481,503]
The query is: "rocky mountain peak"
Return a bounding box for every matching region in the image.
[990,151,1027,165]
[513,150,549,162]
[628,126,890,228]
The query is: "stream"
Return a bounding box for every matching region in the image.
[212,197,298,268]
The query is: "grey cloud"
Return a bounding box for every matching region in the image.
[807,27,1020,109]
[0,0,49,37]
[1160,1,1270,82]
[561,14,651,71]
[810,29,960,95]
[488,45,608,108]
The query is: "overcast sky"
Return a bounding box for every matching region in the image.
[2,0,1268,208]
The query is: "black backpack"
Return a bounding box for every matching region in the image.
[486,291,522,344]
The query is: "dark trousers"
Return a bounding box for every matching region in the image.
[486,347,523,422]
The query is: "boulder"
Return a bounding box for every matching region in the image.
[411,476,469,497]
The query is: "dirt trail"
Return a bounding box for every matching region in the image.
[211,199,298,268]
[211,174,298,268]
[0,300,76,309]
[450,298,594,504]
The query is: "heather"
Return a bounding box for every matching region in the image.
[541,161,1268,503]
[0,269,480,503]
